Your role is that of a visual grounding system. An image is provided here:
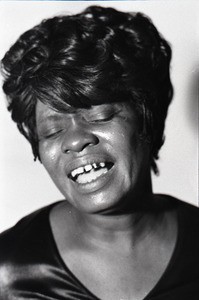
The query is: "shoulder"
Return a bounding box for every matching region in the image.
[173,197,199,228]
[0,201,62,264]
[175,199,199,249]
[151,196,199,298]
[178,199,199,216]
[0,201,64,296]
[164,194,198,235]
[156,194,198,255]
[168,196,199,273]
[158,194,198,221]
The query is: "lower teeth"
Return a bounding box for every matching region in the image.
[76,168,108,184]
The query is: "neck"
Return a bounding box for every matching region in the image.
[71,191,164,251]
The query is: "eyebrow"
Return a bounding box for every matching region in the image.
[37,114,64,126]
[37,104,115,125]
[36,106,80,125]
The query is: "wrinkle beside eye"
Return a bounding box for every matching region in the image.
[86,113,114,123]
[38,128,64,141]
[83,107,122,123]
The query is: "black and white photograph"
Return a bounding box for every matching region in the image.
[0,1,198,299]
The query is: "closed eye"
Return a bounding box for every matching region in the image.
[88,114,114,123]
[38,129,64,140]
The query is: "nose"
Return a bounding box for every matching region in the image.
[61,122,99,154]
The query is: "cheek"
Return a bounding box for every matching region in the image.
[114,123,149,170]
[39,142,60,173]
[114,124,140,154]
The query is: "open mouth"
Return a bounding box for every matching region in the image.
[68,162,114,184]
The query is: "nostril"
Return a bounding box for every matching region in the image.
[78,139,99,153]
[61,132,99,154]
[82,142,95,150]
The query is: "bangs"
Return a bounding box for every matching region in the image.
[32,63,134,112]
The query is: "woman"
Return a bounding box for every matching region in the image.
[0,6,198,300]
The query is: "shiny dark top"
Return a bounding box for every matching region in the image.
[0,199,198,300]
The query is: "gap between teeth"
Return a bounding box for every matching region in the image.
[71,162,106,178]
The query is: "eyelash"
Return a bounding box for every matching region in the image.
[43,129,64,140]
[39,112,117,140]
[87,113,115,123]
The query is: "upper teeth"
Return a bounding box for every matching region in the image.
[70,162,106,178]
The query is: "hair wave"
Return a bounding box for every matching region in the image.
[1,6,173,173]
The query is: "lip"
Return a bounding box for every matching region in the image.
[65,154,115,193]
[70,162,115,194]
[65,154,115,177]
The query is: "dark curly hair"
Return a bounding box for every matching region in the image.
[1,6,173,173]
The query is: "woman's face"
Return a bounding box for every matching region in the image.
[36,101,151,214]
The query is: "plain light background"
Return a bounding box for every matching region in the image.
[0,1,198,232]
